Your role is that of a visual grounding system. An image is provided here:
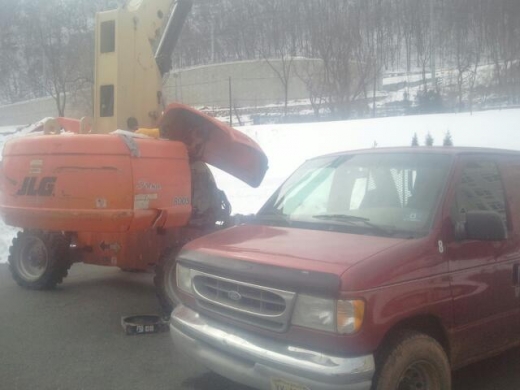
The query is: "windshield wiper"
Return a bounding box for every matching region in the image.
[312,214,395,237]
[255,211,291,226]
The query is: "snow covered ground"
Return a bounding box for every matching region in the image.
[0,108,519,263]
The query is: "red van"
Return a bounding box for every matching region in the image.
[168,147,520,390]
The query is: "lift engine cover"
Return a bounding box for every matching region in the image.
[0,134,192,233]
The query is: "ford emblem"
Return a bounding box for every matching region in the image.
[227,290,242,302]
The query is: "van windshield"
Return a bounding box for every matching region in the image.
[258,153,453,238]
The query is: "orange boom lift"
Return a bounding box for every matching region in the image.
[0,0,268,309]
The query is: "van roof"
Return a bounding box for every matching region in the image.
[316,146,520,160]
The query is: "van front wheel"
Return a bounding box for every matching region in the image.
[154,247,181,319]
[373,331,450,390]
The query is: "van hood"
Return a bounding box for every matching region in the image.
[180,224,407,277]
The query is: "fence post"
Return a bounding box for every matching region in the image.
[229,76,233,127]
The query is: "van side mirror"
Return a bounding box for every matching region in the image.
[455,211,507,241]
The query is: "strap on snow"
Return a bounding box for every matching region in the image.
[119,134,140,157]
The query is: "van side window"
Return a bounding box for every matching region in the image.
[451,160,508,227]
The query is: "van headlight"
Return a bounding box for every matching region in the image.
[291,295,365,334]
[176,263,193,295]
[336,299,365,334]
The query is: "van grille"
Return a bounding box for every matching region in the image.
[190,270,296,332]
[195,275,286,315]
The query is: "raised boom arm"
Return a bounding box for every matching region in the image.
[93,0,192,133]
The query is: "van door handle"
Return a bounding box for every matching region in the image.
[513,264,520,286]
[513,264,520,298]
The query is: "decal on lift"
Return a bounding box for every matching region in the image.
[173,197,190,205]
[29,159,43,174]
[136,180,162,191]
[134,193,158,209]
[99,241,122,253]
[16,176,56,196]
[96,198,108,208]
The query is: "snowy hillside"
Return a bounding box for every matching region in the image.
[214,108,520,215]
[0,109,519,263]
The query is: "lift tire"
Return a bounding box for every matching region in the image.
[8,230,72,290]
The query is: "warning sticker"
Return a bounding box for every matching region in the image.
[134,200,149,209]
[134,194,158,209]
[96,198,108,208]
[29,159,43,174]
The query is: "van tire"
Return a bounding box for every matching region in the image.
[373,331,450,390]
[8,230,71,290]
[154,247,181,319]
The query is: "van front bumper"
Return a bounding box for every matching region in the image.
[170,304,375,390]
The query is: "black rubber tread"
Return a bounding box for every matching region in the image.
[153,247,181,318]
[372,330,451,390]
[8,230,72,290]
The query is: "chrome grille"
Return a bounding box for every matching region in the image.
[190,269,296,332]
[195,275,286,315]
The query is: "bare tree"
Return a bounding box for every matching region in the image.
[294,60,327,119]
[0,1,27,104]
[20,0,95,116]
[467,0,486,112]
[259,0,298,116]
[303,0,373,118]
[451,1,472,111]
[3,0,520,117]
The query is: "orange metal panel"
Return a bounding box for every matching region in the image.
[0,134,191,232]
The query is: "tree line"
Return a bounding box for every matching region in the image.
[0,0,110,115]
[1,0,519,118]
